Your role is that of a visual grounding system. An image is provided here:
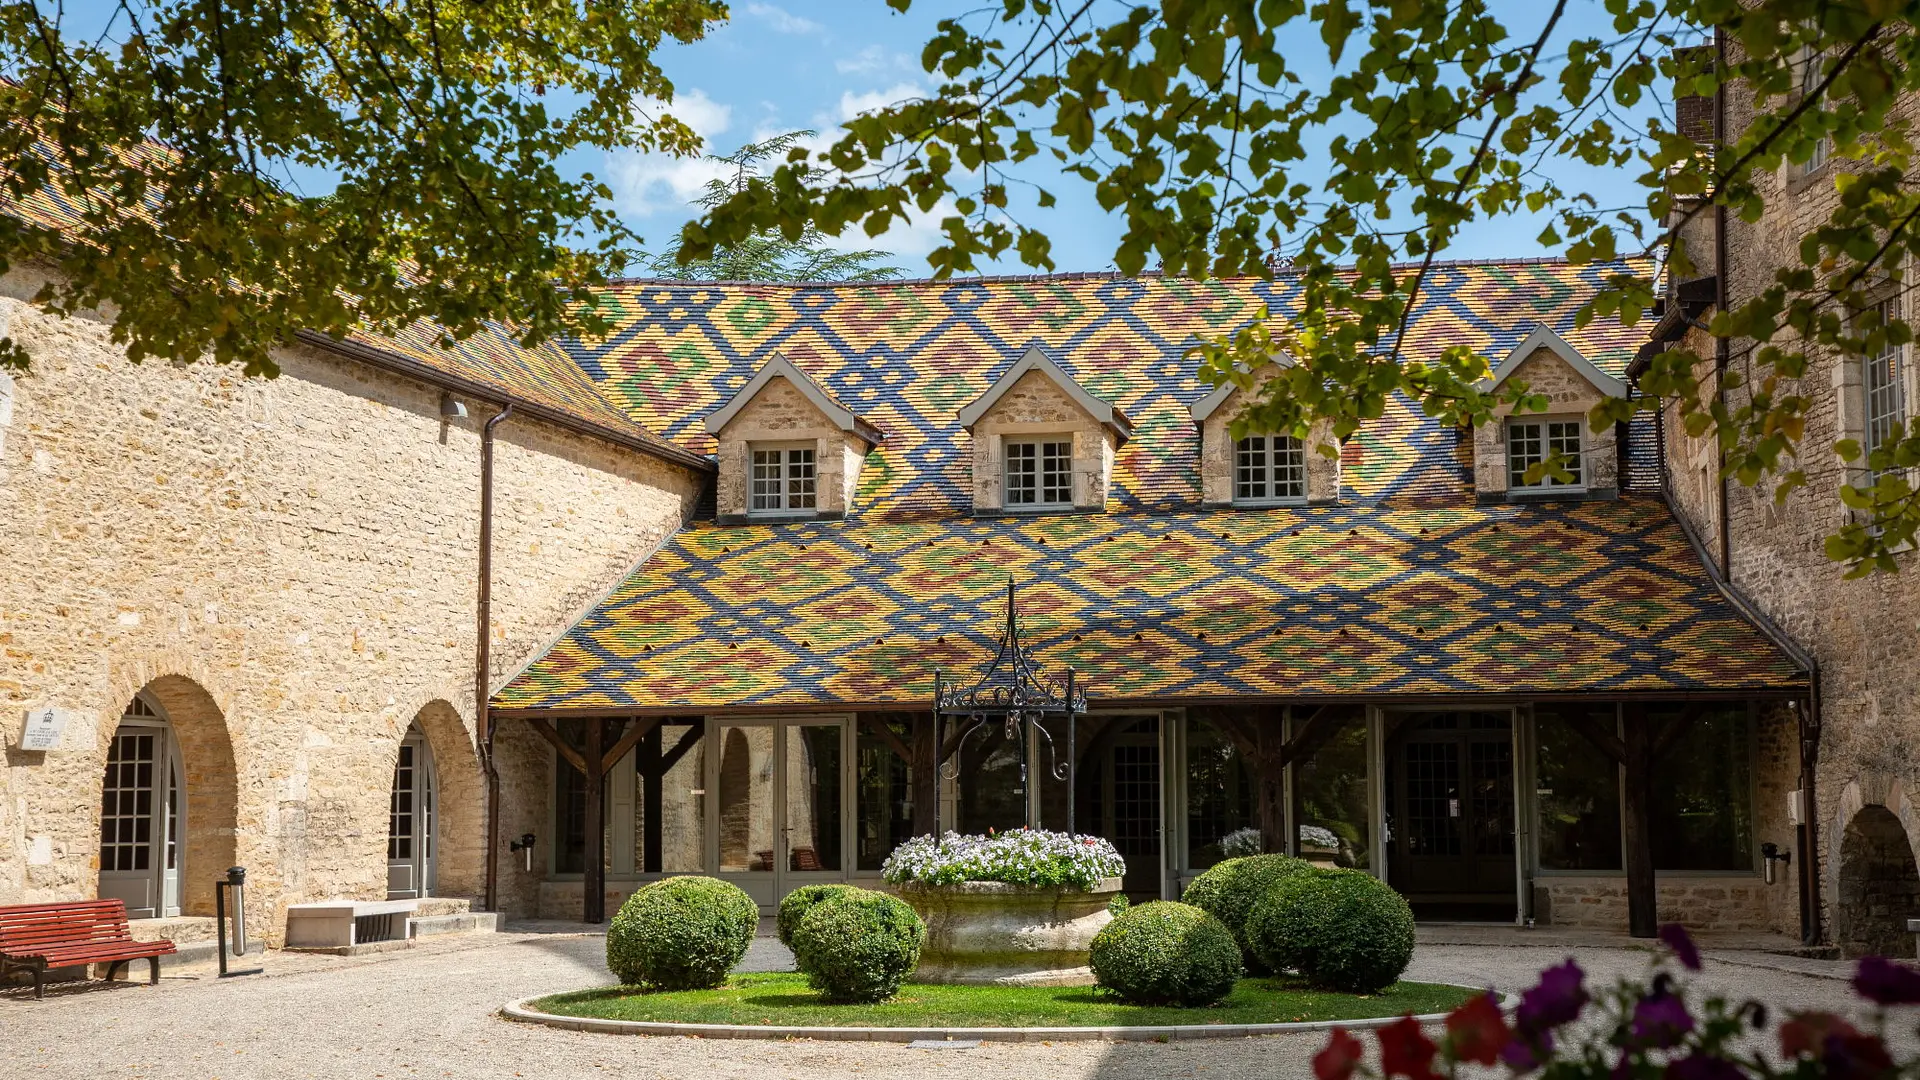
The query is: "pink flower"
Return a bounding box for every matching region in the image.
[1377,1015,1442,1080]
[1314,1028,1364,1080]
[1443,992,1508,1066]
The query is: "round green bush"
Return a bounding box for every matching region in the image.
[777,884,860,955]
[1246,867,1415,994]
[605,876,758,991]
[789,889,926,1003]
[1179,853,1311,973]
[1089,901,1242,1007]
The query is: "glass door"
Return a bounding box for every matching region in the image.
[714,719,847,908]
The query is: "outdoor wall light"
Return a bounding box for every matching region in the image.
[1761,842,1792,885]
[440,393,469,420]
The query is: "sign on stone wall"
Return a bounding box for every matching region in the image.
[19,706,73,751]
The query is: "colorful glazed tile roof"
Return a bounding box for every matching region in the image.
[1,135,690,462]
[492,261,1805,708]
[492,498,1805,711]
[565,261,1655,516]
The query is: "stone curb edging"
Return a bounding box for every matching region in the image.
[500,987,1510,1043]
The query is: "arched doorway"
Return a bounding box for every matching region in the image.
[387,723,437,899]
[1838,804,1920,958]
[97,676,237,919]
[99,694,183,918]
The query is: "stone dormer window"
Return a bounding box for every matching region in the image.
[704,354,881,524]
[1473,324,1627,502]
[960,345,1131,515]
[1191,362,1339,508]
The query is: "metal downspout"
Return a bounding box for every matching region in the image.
[479,403,513,913]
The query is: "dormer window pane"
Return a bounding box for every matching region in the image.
[751,446,816,514]
[1234,435,1305,504]
[1006,440,1072,508]
[1507,420,1584,490]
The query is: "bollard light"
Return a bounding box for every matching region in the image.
[214,866,261,977]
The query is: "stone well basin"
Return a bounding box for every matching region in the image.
[895,877,1123,986]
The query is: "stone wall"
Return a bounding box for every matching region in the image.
[968,371,1116,512]
[1535,876,1780,931]
[0,278,704,940]
[1698,60,1920,948]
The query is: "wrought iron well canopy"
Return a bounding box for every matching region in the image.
[932,579,1089,832]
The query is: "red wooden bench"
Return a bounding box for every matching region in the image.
[0,900,176,999]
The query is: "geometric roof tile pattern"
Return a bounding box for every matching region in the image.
[494,497,1806,712]
[564,260,1657,518]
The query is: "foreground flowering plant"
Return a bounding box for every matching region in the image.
[1314,924,1920,1080]
[881,829,1125,891]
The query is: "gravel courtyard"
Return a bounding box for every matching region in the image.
[0,928,1891,1080]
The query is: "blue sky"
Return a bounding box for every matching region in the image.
[48,0,1677,277]
[616,0,1676,276]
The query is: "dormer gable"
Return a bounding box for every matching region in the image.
[1472,324,1626,502]
[961,345,1131,514]
[1190,359,1341,508]
[703,354,881,523]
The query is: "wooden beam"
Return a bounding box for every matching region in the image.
[1277,705,1337,768]
[601,717,660,776]
[1564,709,1626,764]
[1650,705,1704,762]
[940,716,980,764]
[1622,703,1657,939]
[583,718,607,925]
[527,718,586,775]
[859,714,914,765]
[655,722,704,776]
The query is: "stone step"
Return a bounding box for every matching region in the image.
[410,896,476,918]
[409,911,500,939]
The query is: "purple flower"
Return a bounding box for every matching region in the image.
[1665,1054,1746,1080]
[1500,1032,1551,1073]
[1516,959,1588,1034]
[1853,956,1920,1006]
[1659,923,1703,971]
[1631,988,1696,1049]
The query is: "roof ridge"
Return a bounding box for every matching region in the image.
[600,255,1644,290]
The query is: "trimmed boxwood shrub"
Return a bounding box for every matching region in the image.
[606,876,758,991]
[777,884,859,956]
[790,889,927,1003]
[1246,867,1415,994]
[1180,853,1311,973]
[1089,901,1242,1007]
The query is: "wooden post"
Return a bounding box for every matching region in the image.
[1622,704,1657,939]
[911,713,940,837]
[639,725,662,874]
[583,718,606,925]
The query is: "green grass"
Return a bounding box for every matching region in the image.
[531,972,1478,1028]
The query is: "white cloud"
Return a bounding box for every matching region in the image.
[608,89,735,217]
[836,82,927,121]
[835,45,913,76]
[744,2,822,35]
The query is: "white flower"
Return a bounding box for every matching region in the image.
[880,828,1125,890]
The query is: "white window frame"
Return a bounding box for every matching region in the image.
[1863,297,1907,483]
[1003,437,1075,510]
[1507,417,1587,493]
[1792,45,1832,179]
[748,442,818,517]
[1232,434,1307,506]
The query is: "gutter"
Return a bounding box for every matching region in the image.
[294,330,714,474]
[479,403,512,914]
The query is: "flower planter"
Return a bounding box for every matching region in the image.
[895,877,1123,986]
